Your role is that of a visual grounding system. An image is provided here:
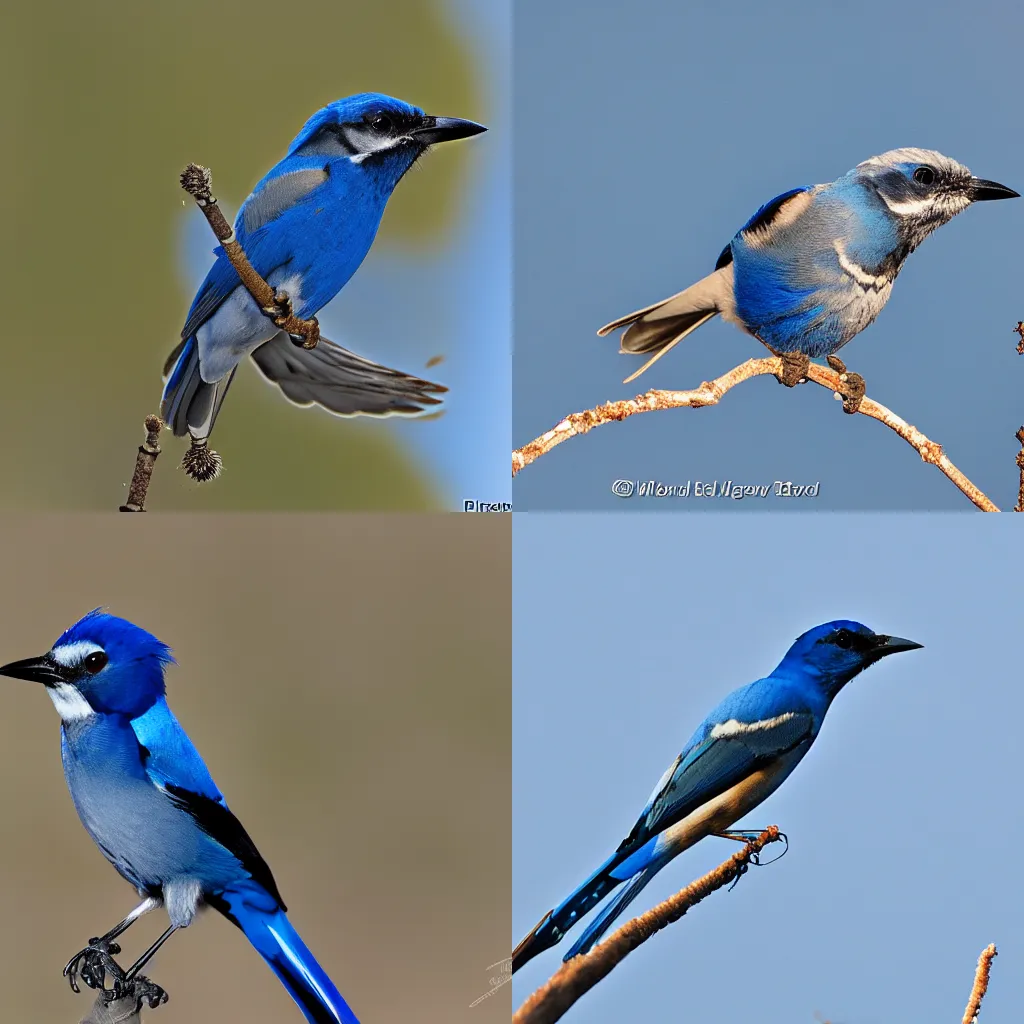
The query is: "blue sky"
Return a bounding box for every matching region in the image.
[514,514,1022,1021]
[512,0,1024,510]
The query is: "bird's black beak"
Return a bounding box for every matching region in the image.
[968,177,1020,202]
[0,653,63,685]
[411,115,487,146]
[873,635,924,657]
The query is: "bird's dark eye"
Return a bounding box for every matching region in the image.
[83,651,108,674]
[832,630,853,649]
[369,113,393,133]
[913,166,935,185]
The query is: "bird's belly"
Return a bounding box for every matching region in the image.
[68,772,235,892]
[733,259,893,356]
[655,744,808,859]
[196,267,308,383]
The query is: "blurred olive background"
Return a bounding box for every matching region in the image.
[0,0,510,510]
[0,515,510,1021]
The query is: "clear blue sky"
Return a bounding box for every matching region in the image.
[513,514,1022,1021]
[512,0,1024,510]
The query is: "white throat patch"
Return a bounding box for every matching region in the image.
[48,683,94,722]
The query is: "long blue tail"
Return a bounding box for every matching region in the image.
[563,866,657,960]
[215,887,359,1024]
[511,852,624,974]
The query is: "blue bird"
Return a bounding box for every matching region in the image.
[161,92,486,445]
[511,621,921,972]
[600,149,1017,395]
[0,611,359,1024]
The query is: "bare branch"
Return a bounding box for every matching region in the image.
[119,416,163,512]
[513,826,782,1024]
[1015,428,1024,513]
[962,944,998,1024]
[511,356,998,511]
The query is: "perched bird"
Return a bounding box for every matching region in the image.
[512,620,921,972]
[600,149,1017,398]
[161,92,486,446]
[0,611,358,1024]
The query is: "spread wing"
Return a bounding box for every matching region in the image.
[251,333,447,417]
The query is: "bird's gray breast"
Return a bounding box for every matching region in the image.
[61,731,206,889]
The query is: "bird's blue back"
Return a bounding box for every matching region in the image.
[181,93,427,339]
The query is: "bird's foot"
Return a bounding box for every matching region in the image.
[776,350,811,388]
[127,974,169,1009]
[263,290,295,324]
[827,355,866,414]
[64,937,124,996]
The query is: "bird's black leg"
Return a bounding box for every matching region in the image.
[826,355,866,414]
[115,925,179,1000]
[64,897,159,996]
[713,829,766,843]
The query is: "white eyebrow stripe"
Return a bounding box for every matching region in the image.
[341,125,405,163]
[48,683,94,722]
[710,712,796,740]
[51,641,104,667]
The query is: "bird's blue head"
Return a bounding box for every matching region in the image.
[776,620,921,699]
[851,148,1018,248]
[286,91,486,190]
[0,610,173,721]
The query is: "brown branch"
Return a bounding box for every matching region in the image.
[1015,428,1024,513]
[961,944,997,1024]
[511,357,998,511]
[119,416,163,512]
[179,163,320,349]
[513,826,782,1024]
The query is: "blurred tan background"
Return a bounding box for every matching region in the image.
[0,515,510,1022]
[0,0,505,510]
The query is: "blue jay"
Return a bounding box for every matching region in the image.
[161,92,486,445]
[0,611,359,1024]
[512,621,921,972]
[600,149,1017,399]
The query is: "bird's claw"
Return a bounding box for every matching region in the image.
[826,355,866,414]
[64,938,124,997]
[777,350,810,388]
[131,975,169,1009]
[263,290,295,324]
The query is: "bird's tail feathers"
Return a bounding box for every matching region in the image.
[563,866,658,961]
[217,887,359,1024]
[160,336,236,441]
[598,266,734,384]
[512,853,623,974]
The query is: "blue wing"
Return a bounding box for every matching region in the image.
[179,161,331,340]
[130,697,225,806]
[716,186,813,269]
[618,688,815,855]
